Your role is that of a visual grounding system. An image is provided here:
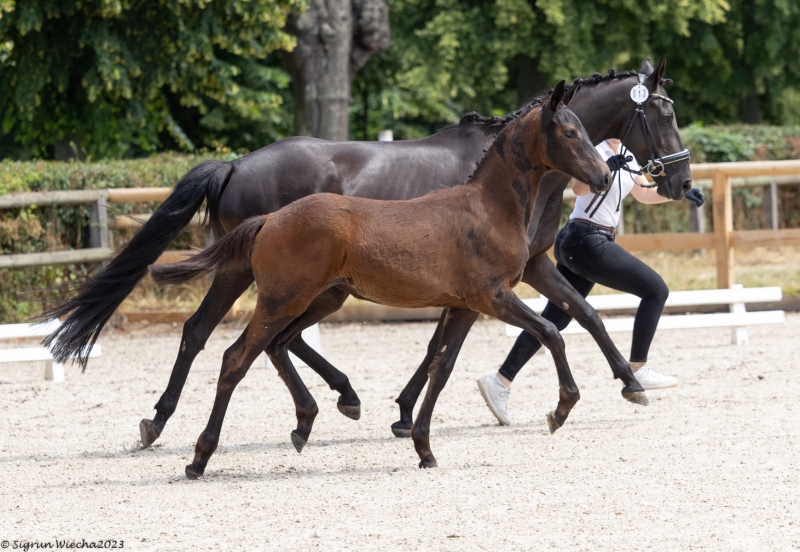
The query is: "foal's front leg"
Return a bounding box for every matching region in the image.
[522,254,647,404]
[488,291,579,434]
[411,308,479,468]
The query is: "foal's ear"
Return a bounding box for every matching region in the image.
[640,57,654,75]
[563,82,582,106]
[549,80,566,111]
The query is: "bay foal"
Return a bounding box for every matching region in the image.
[151,82,611,477]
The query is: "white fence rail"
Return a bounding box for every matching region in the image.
[506,285,784,346]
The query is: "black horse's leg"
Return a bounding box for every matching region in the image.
[412,308,479,468]
[391,310,448,438]
[489,292,580,434]
[277,287,362,419]
[140,270,254,448]
[186,310,292,479]
[519,254,647,404]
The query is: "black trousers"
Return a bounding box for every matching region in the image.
[499,221,669,381]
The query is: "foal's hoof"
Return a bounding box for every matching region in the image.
[185,465,204,480]
[546,411,562,435]
[290,431,307,453]
[139,419,160,449]
[622,390,649,406]
[390,421,412,438]
[336,401,361,421]
[418,455,438,469]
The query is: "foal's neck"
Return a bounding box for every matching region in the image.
[469,111,547,230]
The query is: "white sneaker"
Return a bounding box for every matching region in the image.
[477,374,511,426]
[633,364,678,390]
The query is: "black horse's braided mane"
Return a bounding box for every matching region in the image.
[456,68,642,129]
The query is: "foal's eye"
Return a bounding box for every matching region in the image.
[660,115,672,124]
[564,129,577,138]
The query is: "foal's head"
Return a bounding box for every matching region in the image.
[540,81,611,194]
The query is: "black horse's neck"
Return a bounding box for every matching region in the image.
[564,77,637,145]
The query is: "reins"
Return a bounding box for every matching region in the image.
[584,73,691,218]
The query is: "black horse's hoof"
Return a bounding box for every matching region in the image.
[336,402,361,421]
[391,421,412,438]
[418,456,438,469]
[139,419,160,449]
[622,390,649,406]
[185,465,204,480]
[546,411,562,435]
[290,431,307,453]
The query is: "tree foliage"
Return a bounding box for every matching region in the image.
[1,0,799,156]
[651,0,800,125]
[0,0,302,159]
[350,0,730,139]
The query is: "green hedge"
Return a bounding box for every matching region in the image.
[681,124,800,163]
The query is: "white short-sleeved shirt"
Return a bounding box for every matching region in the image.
[569,141,640,229]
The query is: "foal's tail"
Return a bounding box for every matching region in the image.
[149,215,267,286]
[35,160,233,368]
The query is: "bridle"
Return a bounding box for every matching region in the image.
[584,73,691,218]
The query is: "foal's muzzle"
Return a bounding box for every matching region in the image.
[590,173,611,194]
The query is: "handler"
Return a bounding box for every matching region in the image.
[477,138,705,425]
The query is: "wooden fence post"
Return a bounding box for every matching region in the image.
[90,197,109,248]
[90,197,110,268]
[712,171,734,288]
[763,181,779,230]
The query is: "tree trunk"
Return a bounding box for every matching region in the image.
[738,0,761,124]
[54,135,86,161]
[286,0,390,140]
[516,54,549,109]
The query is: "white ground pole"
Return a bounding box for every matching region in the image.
[0,321,101,381]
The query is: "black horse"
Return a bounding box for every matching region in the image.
[38,57,691,447]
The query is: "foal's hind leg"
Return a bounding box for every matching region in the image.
[140,270,253,448]
[391,310,448,438]
[186,308,292,479]
[411,308,479,468]
[488,292,580,434]
[283,287,361,419]
[265,342,320,453]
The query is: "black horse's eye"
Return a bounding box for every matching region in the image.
[660,115,672,124]
[564,129,577,138]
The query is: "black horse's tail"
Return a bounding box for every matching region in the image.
[36,160,233,368]
[149,215,266,286]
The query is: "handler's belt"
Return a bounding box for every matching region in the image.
[569,218,617,238]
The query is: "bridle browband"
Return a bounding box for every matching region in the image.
[584,73,691,218]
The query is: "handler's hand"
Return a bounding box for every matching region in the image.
[684,187,705,207]
[605,154,632,172]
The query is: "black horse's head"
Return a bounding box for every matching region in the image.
[619,56,692,200]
